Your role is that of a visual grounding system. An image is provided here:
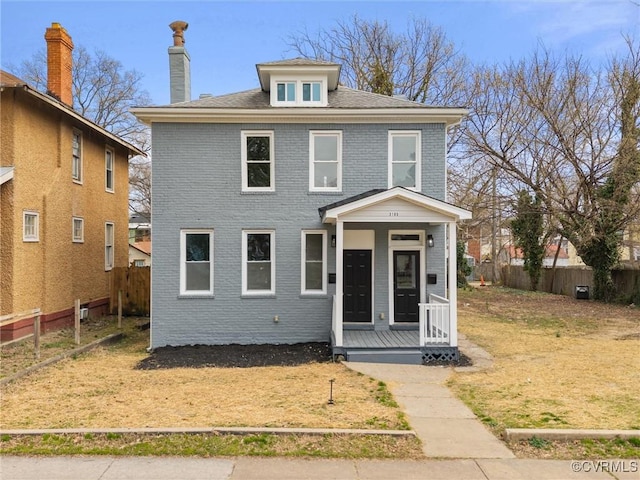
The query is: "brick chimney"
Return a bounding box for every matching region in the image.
[168,21,191,103]
[44,22,74,106]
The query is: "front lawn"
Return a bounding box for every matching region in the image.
[449,287,640,433]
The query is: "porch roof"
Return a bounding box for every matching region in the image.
[319,187,472,224]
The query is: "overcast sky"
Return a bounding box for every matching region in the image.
[2,0,638,105]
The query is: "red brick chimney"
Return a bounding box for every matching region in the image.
[44,23,74,106]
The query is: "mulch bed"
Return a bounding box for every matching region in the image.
[136,342,333,369]
[137,342,474,369]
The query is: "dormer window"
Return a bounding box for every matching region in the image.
[257,59,340,108]
[272,78,326,106]
[277,82,296,102]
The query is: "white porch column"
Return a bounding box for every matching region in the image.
[334,220,344,347]
[448,221,458,347]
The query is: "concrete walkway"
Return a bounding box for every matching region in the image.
[2,455,638,479]
[344,361,515,459]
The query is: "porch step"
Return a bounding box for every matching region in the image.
[345,349,424,365]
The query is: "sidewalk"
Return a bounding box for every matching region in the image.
[344,360,515,458]
[2,455,638,479]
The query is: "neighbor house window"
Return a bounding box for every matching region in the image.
[301,230,327,294]
[180,229,214,295]
[242,131,274,191]
[23,211,39,242]
[72,130,82,182]
[388,131,421,190]
[72,217,84,243]
[105,147,114,192]
[105,222,114,270]
[310,131,342,191]
[134,259,146,267]
[243,230,275,295]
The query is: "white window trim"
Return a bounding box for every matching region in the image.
[270,76,327,107]
[242,229,276,296]
[309,131,342,192]
[105,147,114,193]
[180,229,214,296]
[105,222,114,271]
[301,230,327,295]
[72,217,84,243]
[23,211,39,242]
[241,131,275,192]
[388,130,421,191]
[72,129,83,184]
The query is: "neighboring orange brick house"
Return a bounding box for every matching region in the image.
[0,23,143,341]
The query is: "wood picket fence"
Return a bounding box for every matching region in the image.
[109,266,150,316]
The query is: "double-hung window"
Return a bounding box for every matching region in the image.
[242,131,274,191]
[388,131,421,190]
[301,230,327,294]
[23,211,39,242]
[105,222,114,270]
[72,130,83,183]
[180,229,214,295]
[105,147,114,192]
[243,230,275,295]
[72,217,84,243]
[310,131,341,191]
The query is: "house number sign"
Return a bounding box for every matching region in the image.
[389,212,399,217]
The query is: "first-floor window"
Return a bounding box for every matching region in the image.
[72,217,84,243]
[243,230,275,295]
[180,229,214,295]
[23,211,39,242]
[301,230,327,294]
[105,222,114,270]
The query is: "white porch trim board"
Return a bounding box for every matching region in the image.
[334,220,344,347]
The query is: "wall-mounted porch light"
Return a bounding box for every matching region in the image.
[331,235,336,248]
[427,234,434,247]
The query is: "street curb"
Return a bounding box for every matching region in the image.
[0,426,416,438]
[504,428,640,442]
[0,332,124,386]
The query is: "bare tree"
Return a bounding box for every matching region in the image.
[462,40,640,301]
[288,15,469,106]
[13,46,152,215]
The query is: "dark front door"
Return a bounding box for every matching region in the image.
[343,250,372,323]
[393,250,420,322]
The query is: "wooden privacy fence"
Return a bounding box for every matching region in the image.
[109,266,150,316]
[502,265,640,300]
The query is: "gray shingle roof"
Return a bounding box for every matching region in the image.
[257,58,340,67]
[165,86,437,109]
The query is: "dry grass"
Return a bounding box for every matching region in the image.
[0,332,405,431]
[449,287,640,431]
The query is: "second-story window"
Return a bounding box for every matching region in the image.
[242,131,274,192]
[105,148,114,192]
[72,130,83,183]
[72,217,84,243]
[388,131,421,191]
[302,82,322,102]
[310,131,342,192]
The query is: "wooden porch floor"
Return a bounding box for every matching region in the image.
[343,329,420,349]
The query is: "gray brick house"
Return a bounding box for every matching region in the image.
[131,26,471,364]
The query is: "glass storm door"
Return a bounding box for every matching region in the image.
[393,250,420,322]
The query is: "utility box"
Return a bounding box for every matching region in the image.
[575,286,590,300]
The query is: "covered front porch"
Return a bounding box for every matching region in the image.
[319,187,471,365]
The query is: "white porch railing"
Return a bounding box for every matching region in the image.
[331,294,342,347]
[419,294,450,346]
